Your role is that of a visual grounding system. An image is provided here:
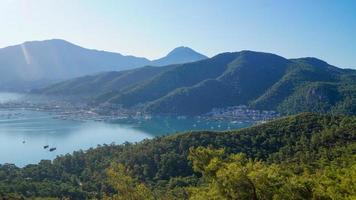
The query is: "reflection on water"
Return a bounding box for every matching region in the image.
[0,93,251,167]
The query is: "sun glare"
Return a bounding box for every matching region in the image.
[20,43,31,65]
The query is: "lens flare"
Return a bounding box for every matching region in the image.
[21,43,31,65]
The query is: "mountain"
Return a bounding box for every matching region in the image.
[0,39,149,90]
[36,65,177,97]
[151,46,208,66]
[37,50,356,115]
[0,39,207,91]
[1,113,355,199]
[143,51,291,114]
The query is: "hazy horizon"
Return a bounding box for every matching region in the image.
[1,0,355,68]
[1,38,355,70]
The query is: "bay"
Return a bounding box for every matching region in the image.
[0,93,251,167]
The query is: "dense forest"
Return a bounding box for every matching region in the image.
[0,113,355,199]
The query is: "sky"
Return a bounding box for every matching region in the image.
[0,0,355,68]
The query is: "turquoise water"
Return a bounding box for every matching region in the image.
[0,93,251,167]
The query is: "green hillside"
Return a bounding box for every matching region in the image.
[37,51,356,115]
[144,54,356,115]
[145,51,290,115]
[35,65,176,97]
[105,52,239,107]
[0,113,355,199]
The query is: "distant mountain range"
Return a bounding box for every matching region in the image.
[38,50,356,116]
[0,39,207,91]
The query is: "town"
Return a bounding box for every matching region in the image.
[205,105,280,122]
[0,97,280,123]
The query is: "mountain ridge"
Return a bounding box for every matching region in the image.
[37,50,356,116]
[0,39,207,91]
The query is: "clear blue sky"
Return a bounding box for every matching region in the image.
[1,0,355,68]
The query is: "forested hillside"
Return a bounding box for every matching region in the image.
[37,51,356,116]
[1,113,355,199]
[35,65,177,97]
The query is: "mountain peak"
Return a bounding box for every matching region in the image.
[297,57,329,66]
[18,39,86,52]
[22,38,72,45]
[151,46,207,66]
[291,57,342,71]
[166,46,205,57]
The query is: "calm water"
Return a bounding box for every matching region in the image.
[0,93,250,167]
